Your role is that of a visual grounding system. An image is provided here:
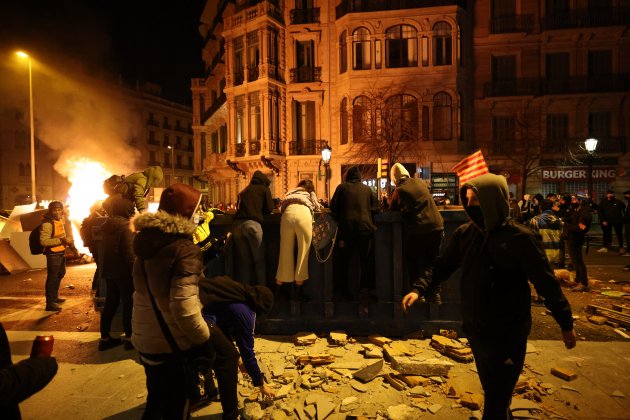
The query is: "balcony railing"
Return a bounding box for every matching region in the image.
[249,141,261,155]
[542,7,630,30]
[147,119,159,126]
[483,79,540,97]
[234,70,244,86]
[290,66,322,83]
[544,75,630,95]
[336,0,464,19]
[247,65,259,82]
[202,93,226,123]
[290,7,320,24]
[235,143,246,157]
[489,14,533,34]
[269,139,284,155]
[288,139,326,156]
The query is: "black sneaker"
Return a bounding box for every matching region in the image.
[55,298,66,304]
[98,337,123,351]
[45,303,62,312]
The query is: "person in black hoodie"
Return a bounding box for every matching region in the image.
[232,171,274,286]
[597,190,625,254]
[566,194,593,292]
[402,173,576,420]
[330,166,379,302]
[99,197,136,351]
[0,323,58,420]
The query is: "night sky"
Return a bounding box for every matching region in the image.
[0,0,205,104]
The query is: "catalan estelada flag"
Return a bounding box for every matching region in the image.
[451,150,489,185]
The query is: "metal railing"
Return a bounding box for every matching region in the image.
[247,65,259,82]
[489,14,533,34]
[290,7,320,24]
[269,139,284,155]
[483,78,540,97]
[336,0,464,19]
[542,7,630,30]
[235,143,246,157]
[483,75,630,97]
[290,66,322,83]
[288,139,326,156]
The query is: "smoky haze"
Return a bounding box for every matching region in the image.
[1,54,143,178]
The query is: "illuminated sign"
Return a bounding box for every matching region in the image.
[541,167,617,181]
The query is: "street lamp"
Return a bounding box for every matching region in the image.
[167,145,175,185]
[584,138,598,200]
[16,51,36,205]
[321,144,332,202]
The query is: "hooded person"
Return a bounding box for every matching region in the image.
[388,163,444,303]
[329,166,379,304]
[104,166,164,215]
[565,193,593,292]
[231,170,274,286]
[198,275,276,399]
[131,183,240,419]
[402,173,576,420]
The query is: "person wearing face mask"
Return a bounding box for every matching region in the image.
[566,194,593,292]
[401,173,576,420]
[597,190,625,254]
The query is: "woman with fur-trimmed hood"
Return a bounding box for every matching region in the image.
[131,183,239,419]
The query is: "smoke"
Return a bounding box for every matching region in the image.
[0,53,142,179]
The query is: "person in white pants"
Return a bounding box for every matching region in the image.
[276,180,322,300]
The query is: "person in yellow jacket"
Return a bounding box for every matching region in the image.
[40,201,73,312]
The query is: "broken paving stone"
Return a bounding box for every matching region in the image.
[304,404,316,419]
[244,402,265,420]
[329,331,348,346]
[340,396,360,413]
[587,315,608,325]
[510,398,540,412]
[439,329,457,339]
[612,390,625,398]
[447,385,459,398]
[398,374,431,388]
[551,367,578,381]
[390,355,454,377]
[329,361,364,370]
[383,373,406,391]
[430,335,474,363]
[275,383,294,399]
[351,380,368,393]
[560,385,580,393]
[368,335,392,347]
[353,359,383,383]
[470,410,482,420]
[298,354,335,365]
[408,386,427,397]
[429,376,443,384]
[428,404,442,414]
[321,384,339,394]
[316,397,336,420]
[459,393,484,410]
[386,404,419,420]
[525,343,538,354]
[272,365,286,378]
[295,332,318,346]
[383,342,414,360]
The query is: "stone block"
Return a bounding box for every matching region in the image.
[551,367,577,381]
[390,355,454,376]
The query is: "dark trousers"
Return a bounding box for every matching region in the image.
[45,253,66,305]
[602,222,624,249]
[91,248,100,292]
[333,231,375,296]
[467,332,527,420]
[404,230,443,292]
[141,325,240,420]
[568,236,588,286]
[232,219,266,286]
[100,276,134,338]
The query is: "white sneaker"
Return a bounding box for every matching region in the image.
[596,247,608,253]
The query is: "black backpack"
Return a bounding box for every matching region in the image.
[103,175,127,196]
[29,222,53,255]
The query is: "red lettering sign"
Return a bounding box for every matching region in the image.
[541,167,617,181]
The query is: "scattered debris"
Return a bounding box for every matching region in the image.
[585,304,630,328]
[551,367,577,381]
[383,372,406,391]
[353,359,383,383]
[430,334,474,363]
[613,328,630,339]
[390,355,454,376]
[329,331,347,346]
[587,315,608,325]
[560,385,580,393]
[368,335,392,347]
[294,332,318,346]
[459,393,484,410]
[612,390,625,398]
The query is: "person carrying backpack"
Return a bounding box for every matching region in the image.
[103,166,164,215]
[40,201,73,312]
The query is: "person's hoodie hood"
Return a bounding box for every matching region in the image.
[390,163,410,185]
[345,166,362,183]
[131,211,197,259]
[144,166,164,189]
[250,170,271,187]
[461,173,510,232]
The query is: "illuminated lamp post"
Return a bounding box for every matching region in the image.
[16,51,37,204]
[167,145,175,185]
[584,138,598,200]
[321,143,332,202]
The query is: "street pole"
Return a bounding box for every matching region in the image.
[324,162,330,202]
[28,58,36,205]
[587,154,593,200]
[168,146,175,185]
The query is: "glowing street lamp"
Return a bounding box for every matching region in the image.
[584,138,598,200]
[16,51,37,204]
[167,145,175,185]
[321,144,332,202]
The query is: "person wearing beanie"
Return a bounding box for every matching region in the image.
[388,163,444,304]
[597,190,626,254]
[98,198,136,351]
[330,166,379,304]
[199,276,276,400]
[40,201,73,312]
[402,173,576,419]
[131,184,239,419]
[232,171,274,286]
[566,194,593,292]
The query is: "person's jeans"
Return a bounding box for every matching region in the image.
[466,332,527,420]
[232,219,266,286]
[568,236,588,286]
[333,231,375,297]
[602,222,624,249]
[209,324,240,420]
[45,253,66,305]
[100,276,134,338]
[404,230,443,293]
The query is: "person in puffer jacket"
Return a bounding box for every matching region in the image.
[402,173,576,420]
[131,183,239,419]
[527,199,564,268]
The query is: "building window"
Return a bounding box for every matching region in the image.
[492,0,516,17]
[149,151,156,164]
[422,106,429,140]
[546,114,568,150]
[386,25,417,68]
[268,28,278,66]
[233,36,244,85]
[269,92,280,140]
[235,95,245,144]
[211,131,219,153]
[433,92,452,140]
[546,52,569,80]
[249,92,261,141]
[433,22,452,66]
[149,130,156,144]
[340,31,347,74]
[293,100,316,142]
[200,132,207,158]
[352,96,371,143]
[589,112,611,140]
[247,31,259,81]
[421,36,429,66]
[386,94,418,141]
[340,98,348,145]
[220,125,227,152]
[588,50,612,76]
[492,116,516,153]
[492,55,516,82]
[353,27,371,70]
[375,39,382,69]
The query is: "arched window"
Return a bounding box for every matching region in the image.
[340,98,348,145]
[385,25,417,68]
[353,96,371,143]
[339,31,347,74]
[433,22,452,66]
[352,27,371,70]
[433,92,452,140]
[386,94,418,141]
